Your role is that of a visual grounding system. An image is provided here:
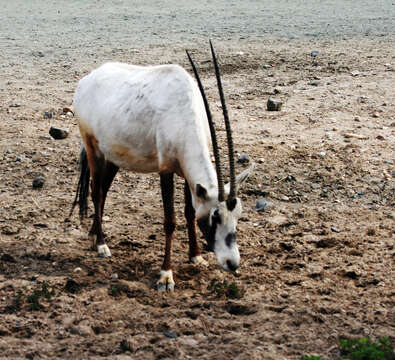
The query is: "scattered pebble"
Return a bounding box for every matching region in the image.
[184,338,199,346]
[331,226,341,233]
[49,126,69,140]
[62,106,74,115]
[267,98,283,111]
[237,153,250,164]
[164,331,178,339]
[111,273,118,280]
[43,111,53,119]
[255,199,274,212]
[309,80,320,87]
[32,174,45,189]
[9,102,21,108]
[310,50,319,57]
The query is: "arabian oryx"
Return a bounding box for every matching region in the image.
[70,41,253,291]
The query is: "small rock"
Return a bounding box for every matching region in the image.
[351,71,360,77]
[62,106,74,115]
[267,98,283,111]
[376,135,385,140]
[309,80,320,87]
[73,267,83,273]
[372,112,379,118]
[49,126,68,140]
[164,331,178,339]
[111,273,118,280]
[184,338,199,346]
[263,64,271,69]
[354,116,360,122]
[310,50,319,57]
[9,102,21,108]
[43,111,53,119]
[255,199,273,212]
[32,174,45,189]
[237,153,250,164]
[331,226,341,233]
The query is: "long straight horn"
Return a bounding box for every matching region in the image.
[209,40,236,199]
[186,50,225,202]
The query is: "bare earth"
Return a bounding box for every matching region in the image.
[0,1,394,359]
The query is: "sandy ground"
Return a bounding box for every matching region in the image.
[0,1,394,359]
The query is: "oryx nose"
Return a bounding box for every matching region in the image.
[226,260,239,272]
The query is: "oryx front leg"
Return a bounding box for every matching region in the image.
[158,173,176,291]
[184,182,208,266]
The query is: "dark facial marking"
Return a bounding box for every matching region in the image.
[226,198,237,211]
[225,232,236,248]
[197,210,221,252]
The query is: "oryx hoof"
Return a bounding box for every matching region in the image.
[97,244,111,258]
[191,255,208,266]
[157,270,175,292]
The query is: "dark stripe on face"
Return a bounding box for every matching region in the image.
[197,211,221,252]
[225,232,236,248]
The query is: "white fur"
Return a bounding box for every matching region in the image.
[213,200,242,270]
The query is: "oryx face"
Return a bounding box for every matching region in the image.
[197,198,242,272]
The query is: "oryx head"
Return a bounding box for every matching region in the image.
[187,41,253,272]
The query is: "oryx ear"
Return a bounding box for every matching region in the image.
[225,162,255,195]
[196,184,208,200]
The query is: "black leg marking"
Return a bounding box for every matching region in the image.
[184,181,201,260]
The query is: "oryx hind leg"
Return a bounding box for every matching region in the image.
[84,135,115,258]
[184,181,208,266]
[157,172,176,291]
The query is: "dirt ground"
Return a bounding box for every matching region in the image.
[0,2,394,359]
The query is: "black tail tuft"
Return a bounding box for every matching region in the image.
[69,147,90,219]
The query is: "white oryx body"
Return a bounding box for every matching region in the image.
[72,44,251,291]
[74,62,218,215]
